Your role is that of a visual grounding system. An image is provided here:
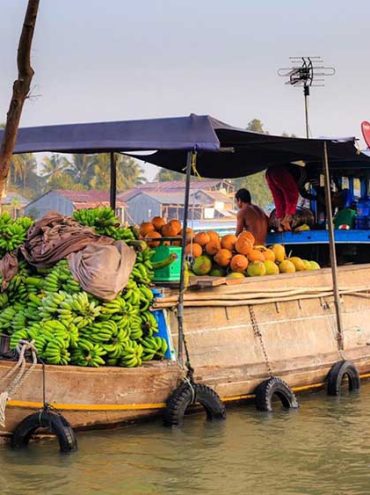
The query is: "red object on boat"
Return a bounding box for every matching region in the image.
[361,121,370,148]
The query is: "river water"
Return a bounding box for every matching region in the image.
[1,384,370,495]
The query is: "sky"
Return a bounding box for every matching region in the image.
[1,0,370,179]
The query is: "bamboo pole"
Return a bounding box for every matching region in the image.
[109,152,117,211]
[176,150,196,365]
[154,287,370,308]
[322,141,344,349]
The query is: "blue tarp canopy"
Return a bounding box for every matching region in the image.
[0,115,224,154]
[1,114,370,178]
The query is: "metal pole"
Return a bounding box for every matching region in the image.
[322,141,344,349]
[110,152,117,211]
[304,85,310,138]
[177,150,195,365]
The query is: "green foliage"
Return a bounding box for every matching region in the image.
[154,168,185,182]
[40,153,146,192]
[246,118,266,134]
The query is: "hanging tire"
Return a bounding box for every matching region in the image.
[163,381,226,426]
[255,377,299,412]
[327,360,360,396]
[11,409,77,453]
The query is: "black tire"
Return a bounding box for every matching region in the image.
[163,382,226,426]
[11,410,77,453]
[255,377,299,412]
[327,360,360,396]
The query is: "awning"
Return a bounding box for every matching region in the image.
[0,114,224,154]
[1,114,369,179]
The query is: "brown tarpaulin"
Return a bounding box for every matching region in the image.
[0,252,19,290]
[16,212,136,300]
[20,212,113,268]
[68,241,136,301]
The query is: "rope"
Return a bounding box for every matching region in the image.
[176,303,194,381]
[183,376,196,404]
[249,305,273,377]
[0,340,38,427]
[191,153,201,179]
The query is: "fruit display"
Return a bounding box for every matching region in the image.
[0,209,168,368]
[138,217,322,278]
[185,230,321,278]
[138,216,183,247]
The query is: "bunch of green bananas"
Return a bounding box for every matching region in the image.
[0,213,33,255]
[6,274,28,303]
[80,320,117,344]
[141,335,168,361]
[141,311,159,336]
[0,306,17,331]
[130,265,152,285]
[122,280,154,311]
[71,339,106,367]
[73,206,136,240]
[102,328,130,361]
[0,293,8,309]
[43,260,81,294]
[120,341,144,368]
[9,329,29,350]
[44,339,71,365]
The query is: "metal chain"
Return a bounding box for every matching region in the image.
[248,305,273,377]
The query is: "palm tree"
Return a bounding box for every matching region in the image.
[42,154,70,182]
[117,155,146,190]
[64,154,95,186]
[154,167,185,182]
[9,153,37,188]
[87,154,146,191]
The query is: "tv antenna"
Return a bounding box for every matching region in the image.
[278,57,335,138]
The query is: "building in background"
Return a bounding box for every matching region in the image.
[25,190,125,220]
[0,191,29,218]
[119,180,236,228]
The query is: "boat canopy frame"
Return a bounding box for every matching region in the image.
[4,113,370,364]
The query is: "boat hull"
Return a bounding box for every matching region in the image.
[1,264,370,436]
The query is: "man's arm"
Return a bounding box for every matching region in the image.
[236,209,245,236]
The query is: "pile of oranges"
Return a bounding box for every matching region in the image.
[185,231,276,273]
[139,217,182,247]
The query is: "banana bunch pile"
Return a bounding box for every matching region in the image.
[72,206,136,241]
[0,213,33,256]
[0,208,168,368]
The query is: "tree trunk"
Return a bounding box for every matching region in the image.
[0,0,40,200]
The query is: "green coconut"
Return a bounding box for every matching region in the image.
[192,255,212,276]
[209,266,226,277]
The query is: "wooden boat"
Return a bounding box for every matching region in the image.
[1,263,370,439]
[2,116,370,442]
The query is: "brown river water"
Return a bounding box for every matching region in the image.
[1,384,370,495]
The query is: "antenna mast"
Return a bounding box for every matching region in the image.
[278,57,335,138]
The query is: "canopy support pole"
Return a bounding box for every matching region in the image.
[322,141,344,350]
[177,150,196,369]
[110,152,117,211]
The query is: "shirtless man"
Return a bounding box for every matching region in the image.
[235,188,269,245]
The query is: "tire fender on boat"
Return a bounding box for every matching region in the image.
[11,409,77,453]
[327,360,360,396]
[163,381,226,427]
[254,377,299,412]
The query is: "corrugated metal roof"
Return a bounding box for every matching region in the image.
[2,192,29,207]
[138,179,226,190]
[29,189,126,208]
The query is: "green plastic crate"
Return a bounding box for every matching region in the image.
[151,245,182,282]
